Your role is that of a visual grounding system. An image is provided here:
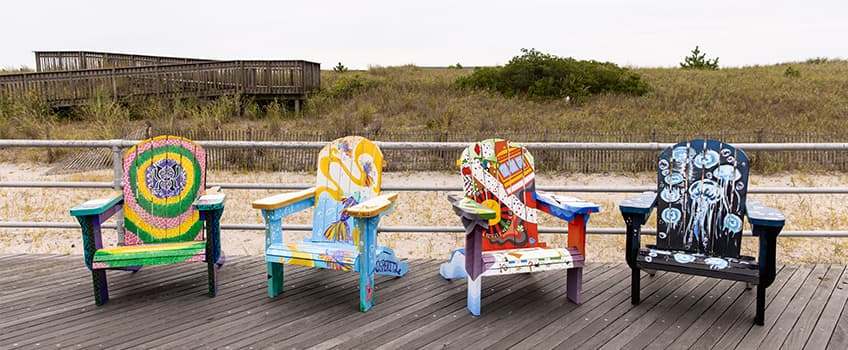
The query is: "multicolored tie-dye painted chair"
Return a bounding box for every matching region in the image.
[70,136,225,306]
[440,139,599,316]
[252,136,407,312]
[619,139,784,325]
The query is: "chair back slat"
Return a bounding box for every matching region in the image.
[459,139,541,251]
[122,136,206,245]
[311,136,383,244]
[656,139,749,257]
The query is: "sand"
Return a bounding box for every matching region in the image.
[1,162,847,263]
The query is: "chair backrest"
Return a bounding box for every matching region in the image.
[311,136,384,244]
[656,139,750,258]
[459,139,541,251]
[122,136,206,245]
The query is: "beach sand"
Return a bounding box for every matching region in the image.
[2,162,847,263]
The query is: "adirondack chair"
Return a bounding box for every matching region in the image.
[252,136,408,312]
[619,139,785,325]
[439,139,600,316]
[70,136,226,306]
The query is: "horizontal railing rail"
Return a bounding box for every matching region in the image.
[1,139,847,238]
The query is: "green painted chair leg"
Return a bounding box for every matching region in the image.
[268,262,284,298]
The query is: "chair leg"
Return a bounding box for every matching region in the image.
[755,285,766,325]
[467,276,482,316]
[567,267,583,304]
[631,268,641,305]
[207,259,218,297]
[268,262,284,298]
[359,269,375,312]
[92,270,109,306]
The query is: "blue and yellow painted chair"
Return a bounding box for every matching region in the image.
[252,136,408,311]
[70,136,226,306]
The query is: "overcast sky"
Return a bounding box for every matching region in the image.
[2,0,845,69]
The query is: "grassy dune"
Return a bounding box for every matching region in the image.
[2,60,848,142]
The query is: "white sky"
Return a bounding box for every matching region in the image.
[2,0,845,69]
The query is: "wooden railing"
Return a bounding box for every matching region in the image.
[34,51,212,72]
[0,59,321,107]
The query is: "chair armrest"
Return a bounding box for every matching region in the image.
[195,187,226,211]
[70,193,124,217]
[253,187,317,211]
[619,191,657,225]
[534,191,600,222]
[447,194,497,222]
[746,200,785,228]
[346,193,399,218]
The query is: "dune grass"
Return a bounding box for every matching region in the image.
[1,59,847,142]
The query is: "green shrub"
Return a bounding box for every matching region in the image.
[784,66,801,77]
[333,62,349,73]
[324,74,375,98]
[455,48,650,100]
[680,46,719,70]
[805,57,829,64]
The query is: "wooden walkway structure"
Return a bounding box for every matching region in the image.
[0,51,321,108]
[1,255,846,349]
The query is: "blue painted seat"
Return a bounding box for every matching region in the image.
[252,136,408,312]
[619,139,785,325]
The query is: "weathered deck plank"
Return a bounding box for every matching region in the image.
[0,255,844,349]
[804,265,848,350]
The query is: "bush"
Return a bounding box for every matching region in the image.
[333,62,349,73]
[680,46,719,70]
[784,66,801,77]
[324,74,375,98]
[805,57,829,64]
[455,48,650,100]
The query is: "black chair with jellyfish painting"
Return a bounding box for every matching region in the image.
[619,139,785,325]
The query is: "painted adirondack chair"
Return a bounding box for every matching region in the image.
[620,139,785,325]
[440,139,600,316]
[252,136,408,312]
[69,136,226,306]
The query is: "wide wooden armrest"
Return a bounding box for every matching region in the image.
[195,187,226,211]
[746,200,785,228]
[619,191,657,226]
[70,193,124,217]
[619,191,657,215]
[345,192,399,218]
[447,194,497,221]
[534,191,600,222]
[253,187,317,211]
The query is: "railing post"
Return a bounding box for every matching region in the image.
[111,143,125,245]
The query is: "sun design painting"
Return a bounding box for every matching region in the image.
[311,136,383,245]
[122,136,206,245]
[459,139,540,250]
[656,140,750,258]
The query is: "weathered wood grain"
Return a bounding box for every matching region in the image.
[0,255,844,349]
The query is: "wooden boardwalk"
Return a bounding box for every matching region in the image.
[1,255,846,349]
[0,51,320,108]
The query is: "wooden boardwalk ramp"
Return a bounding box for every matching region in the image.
[0,255,846,349]
[0,51,320,108]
